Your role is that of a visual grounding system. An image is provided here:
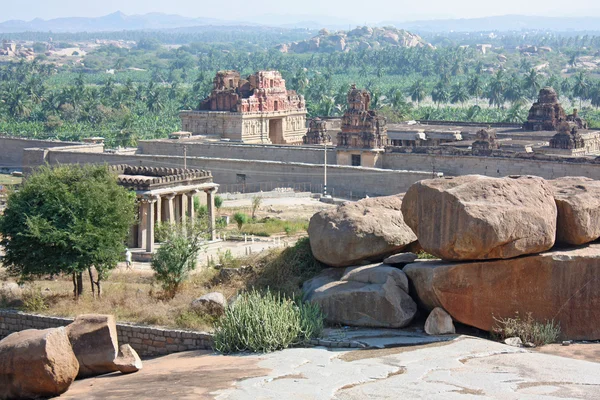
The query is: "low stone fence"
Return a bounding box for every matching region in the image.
[0,310,213,357]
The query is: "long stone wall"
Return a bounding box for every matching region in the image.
[0,310,212,357]
[382,151,600,179]
[0,137,84,172]
[138,140,337,165]
[28,149,433,197]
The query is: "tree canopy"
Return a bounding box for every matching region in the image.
[0,164,136,295]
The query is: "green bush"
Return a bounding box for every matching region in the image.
[21,286,47,312]
[492,312,561,346]
[213,290,323,354]
[233,212,249,231]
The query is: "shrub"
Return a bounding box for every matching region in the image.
[214,195,223,211]
[251,196,262,220]
[213,289,323,353]
[233,212,249,231]
[492,312,561,346]
[417,251,438,259]
[21,286,47,312]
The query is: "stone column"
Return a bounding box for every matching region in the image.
[205,187,218,241]
[146,197,157,253]
[137,200,147,249]
[164,193,176,224]
[179,193,187,224]
[187,189,199,225]
[155,196,162,225]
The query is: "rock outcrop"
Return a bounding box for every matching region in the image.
[191,292,228,317]
[550,177,600,245]
[402,175,557,261]
[404,244,600,340]
[424,307,455,335]
[67,314,119,378]
[114,344,143,374]
[308,195,417,267]
[303,263,417,328]
[383,252,418,266]
[0,327,79,400]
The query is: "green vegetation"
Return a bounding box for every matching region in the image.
[0,174,21,186]
[241,218,308,237]
[213,289,323,353]
[493,312,561,346]
[233,212,249,231]
[0,164,136,298]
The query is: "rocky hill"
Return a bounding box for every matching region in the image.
[276,26,431,53]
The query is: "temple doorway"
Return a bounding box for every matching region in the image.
[269,118,284,144]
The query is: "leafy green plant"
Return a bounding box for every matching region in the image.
[492,312,561,346]
[233,212,249,231]
[214,195,223,211]
[213,289,323,353]
[21,286,47,313]
[251,196,263,220]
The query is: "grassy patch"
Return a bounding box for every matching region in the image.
[492,312,561,346]
[241,218,309,237]
[213,289,323,353]
[0,174,21,186]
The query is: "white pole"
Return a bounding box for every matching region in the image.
[323,142,327,196]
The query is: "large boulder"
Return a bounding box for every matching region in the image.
[67,314,119,378]
[303,263,417,328]
[308,195,417,267]
[404,244,600,340]
[0,327,79,399]
[402,175,557,261]
[550,177,600,245]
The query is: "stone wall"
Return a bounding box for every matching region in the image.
[138,140,337,165]
[0,137,84,172]
[27,148,432,198]
[0,310,213,357]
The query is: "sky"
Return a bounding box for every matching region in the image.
[3,0,600,23]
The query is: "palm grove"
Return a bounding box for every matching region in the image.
[1,31,600,148]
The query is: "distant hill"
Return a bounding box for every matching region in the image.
[391,15,600,33]
[0,11,249,33]
[276,26,430,54]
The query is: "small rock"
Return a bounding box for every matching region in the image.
[383,252,418,266]
[114,344,143,374]
[504,337,523,347]
[424,307,455,335]
[523,342,536,348]
[191,292,227,317]
[562,340,572,346]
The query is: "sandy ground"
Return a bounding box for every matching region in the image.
[60,337,600,400]
[220,196,335,221]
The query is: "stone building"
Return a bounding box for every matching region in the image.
[471,128,500,153]
[112,165,219,257]
[303,118,333,145]
[179,70,307,145]
[523,87,587,131]
[336,85,388,168]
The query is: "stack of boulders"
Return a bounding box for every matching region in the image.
[305,174,600,340]
[0,314,142,399]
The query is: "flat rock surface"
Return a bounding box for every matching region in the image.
[60,338,600,399]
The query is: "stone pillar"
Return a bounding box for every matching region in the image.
[205,187,218,241]
[137,200,147,249]
[187,189,199,224]
[164,193,176,223]
[179,193,187,224]
[155,196,162,225]
[146,197,157,253]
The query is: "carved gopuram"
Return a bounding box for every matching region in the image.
[303,118,333,145]
[180,70,307,144]
[336,85,388,168]
[523,87,588,132]
[112,165,219,255]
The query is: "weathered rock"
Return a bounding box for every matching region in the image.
[114,344,143,374]
[383,252,418,266]
[550,177,600,245]
[0,282,21,303]
[67,314,119,378]
[0,327,79,400]
[404,244,600,340]
[308,195,417,267]
[504,337,523,347]
[191,292,227,317]
[303,263,417,328]
[424,307,455,335]
[402,175,557,261]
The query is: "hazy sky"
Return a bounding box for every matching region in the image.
[3,0,600,22]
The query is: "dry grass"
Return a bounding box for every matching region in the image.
[0,238,325,332]
[0,174,21,186]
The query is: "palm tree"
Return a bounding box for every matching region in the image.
[505,103,527,123]
[573,71,589,109]
[3,84,32,118]
[431,81,450,107]
[407,80,426,107]
[487,71,506,108]
[450,82,469,107]
[146,90,164,113]
[523,69,542,99]
[466,75,485,105]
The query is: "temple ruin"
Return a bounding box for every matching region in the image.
[523,87,588,131]
[180,70,307,144]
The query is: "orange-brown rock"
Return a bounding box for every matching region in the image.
[67,314,119,378]
[308,195,417,267]
[0,327,79,399]
[404,244,600,340]
[402,175,557,261]
[550,177,600,245]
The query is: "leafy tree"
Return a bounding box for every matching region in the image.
[214,195,223,211]
[251,196,263,220]
[233,212,249,231]
[0,165,136,298]
[407,80,426,107]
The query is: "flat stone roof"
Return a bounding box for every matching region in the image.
[111,165,214,192]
